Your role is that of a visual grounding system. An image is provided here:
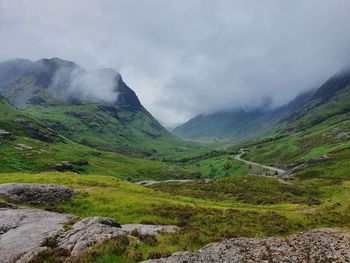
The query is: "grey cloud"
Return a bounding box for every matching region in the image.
[1,0,350,126]
[51,66,119,103]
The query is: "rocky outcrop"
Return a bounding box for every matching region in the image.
[121,224,178,235]
[0,183,76,204]
[0,208,73,263]
[142,228,350,263]
[14,118,56,142]
[49,161,74,172]
[291,155,331,172]
[0,207,179,263]
[0,130,16,140]
[57,217,125,257]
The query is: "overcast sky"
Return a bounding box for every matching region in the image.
[1,0,350,126]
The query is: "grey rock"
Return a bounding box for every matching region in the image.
[142,228,350,263]
[121,224,179,236]
[49,161,74,172]
[0,130,16,140]
[15,143,32,150]
[0,183,76,204]
[0,207,179,263]
[58,216,125,256]
[0,208,73,263]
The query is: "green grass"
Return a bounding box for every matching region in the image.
[243,111,350,170]
[149,175,336,205]
[24,103,204,159]
[2,172,350,262]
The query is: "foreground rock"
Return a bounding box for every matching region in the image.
[0,207,179,263]
[0,183,76,204]
[143,228,350,263]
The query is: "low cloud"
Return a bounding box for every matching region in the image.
[1,0,350,125]
[49,62,119,103]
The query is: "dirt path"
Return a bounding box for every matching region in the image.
[234,153,287,176]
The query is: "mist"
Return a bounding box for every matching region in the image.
[1,0,350,125]
[52,66,119,104]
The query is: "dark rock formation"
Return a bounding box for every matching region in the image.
[0,183,76,204]
[0,130,16,140]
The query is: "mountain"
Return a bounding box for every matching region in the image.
[238,68,350,180]
[0,94,195,179]
[174,89,316,142]
[0,58,179,157]
[281,69,350,131]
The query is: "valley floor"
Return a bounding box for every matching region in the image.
[1,171,350,262]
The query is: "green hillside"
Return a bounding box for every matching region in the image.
[0,95,196,180]
[241,70,350,180]
[174,90,315,142]
[0,58,185,157]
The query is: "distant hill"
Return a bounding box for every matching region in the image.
[236,68,350,179]
[174,89,316,142]
[0,58,179,156]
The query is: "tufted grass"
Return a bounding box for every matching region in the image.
[1,172,350,262]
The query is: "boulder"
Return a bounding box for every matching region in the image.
[121,224,179,236]
[49,161,74,172]
[0,183,76,204]
[0,208,73,263]
[0,207,179,263]
[142,228,350,263]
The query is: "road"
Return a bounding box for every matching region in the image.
[137,154,288,186]
[234,153,286,176]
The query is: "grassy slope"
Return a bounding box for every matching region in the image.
[242,82,350,179]
[1,172,350,262]
[0,98,197,181]
[25,102,186,157]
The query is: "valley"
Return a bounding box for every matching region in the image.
[1,57,350,263]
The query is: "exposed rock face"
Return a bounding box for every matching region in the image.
[14,118,56,142]
[0,207,179,263]
[57,217,125,257]
[142,228,350,263]
[0,208,73,263]
[0,183,76,204]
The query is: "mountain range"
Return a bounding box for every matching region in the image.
[174,68,350,142]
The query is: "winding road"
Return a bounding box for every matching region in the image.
[234,153,287,176]
[137,153,287,185]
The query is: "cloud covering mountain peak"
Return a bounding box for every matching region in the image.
[1,0,350,125]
